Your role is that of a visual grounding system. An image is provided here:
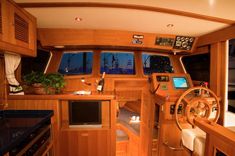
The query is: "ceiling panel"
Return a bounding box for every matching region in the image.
[15,0,235,20]
[25,7,228,36]
[14,0,234,36]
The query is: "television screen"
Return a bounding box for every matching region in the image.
[172,77,188,89]
[69,101,101,125]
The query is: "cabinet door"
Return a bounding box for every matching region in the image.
[60,130,111,156]
[0,0,36,56]
[12,5,36,56]
[13,6,31,49]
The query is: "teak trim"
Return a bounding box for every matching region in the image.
[197,24,235,46]
[17,2,235,24]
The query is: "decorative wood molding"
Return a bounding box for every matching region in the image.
[17,2,235,24]
[197,24,235,46]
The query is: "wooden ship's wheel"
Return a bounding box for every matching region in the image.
[175,87,220,130]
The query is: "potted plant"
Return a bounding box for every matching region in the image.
[23,71,65,94]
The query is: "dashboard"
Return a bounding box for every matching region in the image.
[151,73,193,97]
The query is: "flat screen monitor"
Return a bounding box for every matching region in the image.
[172,77,189,89]
[69,101,101,126]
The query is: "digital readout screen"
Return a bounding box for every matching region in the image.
[172,77,188,89]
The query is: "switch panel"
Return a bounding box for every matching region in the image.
[170,104,183,114]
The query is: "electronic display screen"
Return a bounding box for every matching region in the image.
[69,101,101,125]
[172,77,188,89]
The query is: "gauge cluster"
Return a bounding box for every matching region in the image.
[173,36,195,50]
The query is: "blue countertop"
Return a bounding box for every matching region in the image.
[0,110,54,156]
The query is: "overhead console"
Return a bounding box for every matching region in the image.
[38,29,197,53]
[151,73,193,97]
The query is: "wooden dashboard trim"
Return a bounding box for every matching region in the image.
[8,92,115,100]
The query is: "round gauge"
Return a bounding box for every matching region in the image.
[181,37,185,41]
[182,42,187,48]
[176,36,181,41]
[185,37,189,41]
[189,37,194,42]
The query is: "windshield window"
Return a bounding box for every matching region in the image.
[142,53,173,74]
[100,52,135,75]
[58,52,93,75]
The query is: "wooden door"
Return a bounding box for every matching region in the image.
[59,130,111,156]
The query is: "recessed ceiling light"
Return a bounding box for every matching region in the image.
[75,17,82,22]
[166,24,174,28]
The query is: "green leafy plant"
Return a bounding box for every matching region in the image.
[23,72,65,94]
[23,71,45,85]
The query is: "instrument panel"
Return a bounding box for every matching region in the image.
[173,36,195,51]
[155,35,196,52]
[151,73,193,97]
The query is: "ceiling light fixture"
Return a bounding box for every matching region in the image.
[166,24,174,28]
[209,0,215,6]
[75,17,82,22]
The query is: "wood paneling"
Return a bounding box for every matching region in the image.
[0,2,2,34]
[8,92,115,100]
[0,0,36,56]
[117,124,140,156]
[0,56,7,109]
[195,119,235,156]
[194,46,210,54]
[59,129,110,156]
[17,2,235,24]
[46,50,63,73]
[197,24,235,46]
[140,87,154,156]
[116,141,128,156]
[38,29,197,53]
[210,41,227,124]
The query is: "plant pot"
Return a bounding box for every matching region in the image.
[32,83,56,95]
[22,84,34,94]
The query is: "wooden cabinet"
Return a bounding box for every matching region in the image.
[59,100,114,156]
[0,0,36,56]
[59,130,111,156]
